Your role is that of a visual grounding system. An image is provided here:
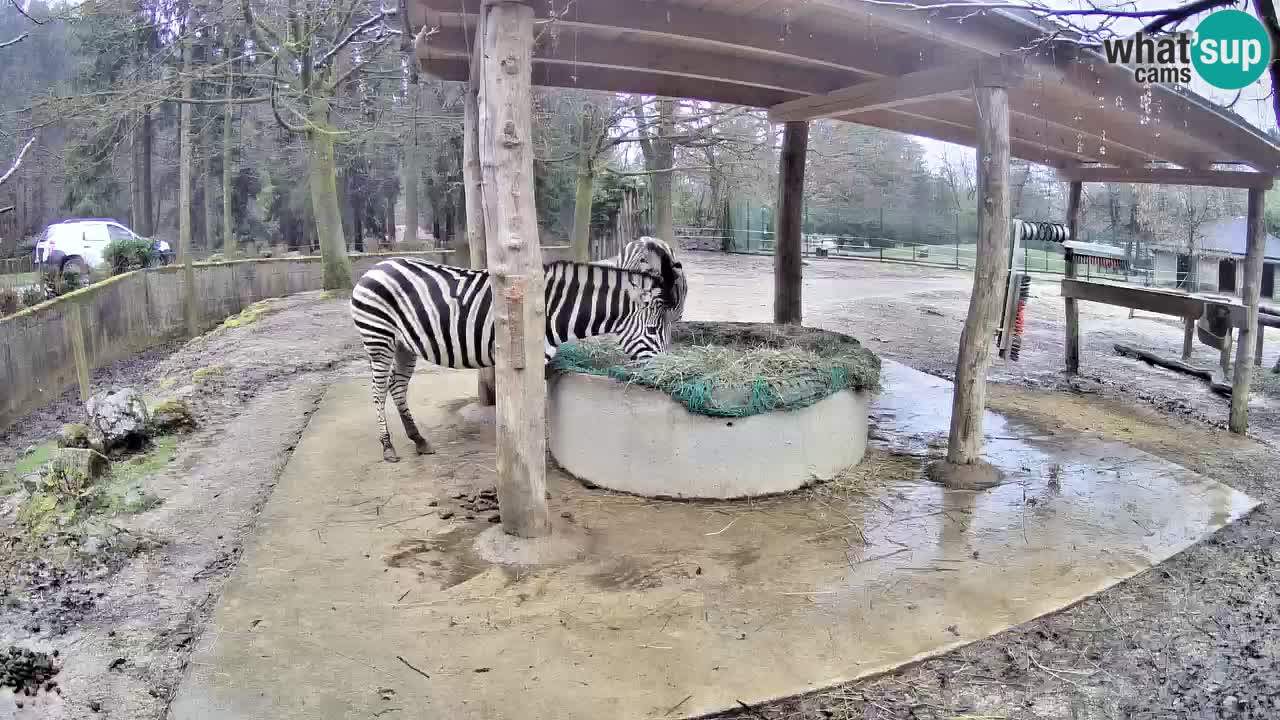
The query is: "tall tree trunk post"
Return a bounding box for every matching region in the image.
[1064,180,1082,372]
[403,77,421,248]
[936,70,1013,488]
[132,112,147,232]
[652,99,675,242]
[570,107,597,262]
[774,120,807,325]
[478,0,550,538]
[203,154,217,253]
[1230,187,1267,434]
[143,109,155,235]
[307,93,354,290]
[463,3,495,404]
[178,37,198,338]
[222,58,236,256]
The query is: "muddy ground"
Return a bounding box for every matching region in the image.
[2,253,1279,719]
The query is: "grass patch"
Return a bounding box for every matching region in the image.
[112,435,178,485]
[192,364,226,383]
[0,441,56,494]
[13,435,178,537]
[553,321,880,418]
[220,299,276,329]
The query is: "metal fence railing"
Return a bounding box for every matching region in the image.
[674,226,1170,286]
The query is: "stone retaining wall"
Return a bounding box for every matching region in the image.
[0,251,450,430]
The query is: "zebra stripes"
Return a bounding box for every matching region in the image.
[350,256,681,462]
[604,236,688,336]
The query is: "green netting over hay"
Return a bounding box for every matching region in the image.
[551,321,881,418]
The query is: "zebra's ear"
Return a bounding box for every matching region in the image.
[656,249,680,306]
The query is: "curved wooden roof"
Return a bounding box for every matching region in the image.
[409,0,1280,183]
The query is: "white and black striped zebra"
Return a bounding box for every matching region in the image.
[601,236,688,334]
[349,255,682,462]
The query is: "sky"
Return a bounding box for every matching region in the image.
[914,0,1278,170]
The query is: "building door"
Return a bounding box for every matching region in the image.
[1219,259,1237,293]
[1177,254,1193,289]
[1263,263,1275,299]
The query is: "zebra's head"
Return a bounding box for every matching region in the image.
[629,237,687,328]
[617,249,683,360]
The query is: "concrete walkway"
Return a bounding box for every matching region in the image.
[169,363,1256,720]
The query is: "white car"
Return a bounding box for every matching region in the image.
[34,218,172,285]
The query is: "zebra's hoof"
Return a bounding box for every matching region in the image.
[383,448,401,463]
[416,445,436,456]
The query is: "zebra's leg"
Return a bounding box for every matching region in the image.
[392,343,434,456]
[365,345,399,463]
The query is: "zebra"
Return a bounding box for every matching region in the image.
[601,236,688,333]
[349,255,683,462]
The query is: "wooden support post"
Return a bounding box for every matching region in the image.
[1063,180,1082,373]
[478,0,550,537]
[943,80,1011,473]
[1182,315,1195,361]
[774,120,807,325]
[1256,325,1265,367]
[67,303,91,404]
[1230,187,1267,434]
[462,3,496,406]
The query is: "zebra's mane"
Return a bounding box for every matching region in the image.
[543,259,663,287]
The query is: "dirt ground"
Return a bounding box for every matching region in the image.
[2,253,1279,719]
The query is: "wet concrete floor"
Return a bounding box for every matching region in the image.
[169,361,1258,720]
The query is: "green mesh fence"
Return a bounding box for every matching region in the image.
[551,321,881,418]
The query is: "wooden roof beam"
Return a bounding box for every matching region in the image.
[414,0,931,79]
[1005,88,1215,171]
[419,56,805,109]
[424,24,857,97]
[844,0,1028,58]
[912,95,1164,168]
[768,58,1025,123]
[843,109,1079,168]
[844,96,1153,168]
[1057,166,1275,190]
[818,0,1280,170]
[1047,47,1280,172]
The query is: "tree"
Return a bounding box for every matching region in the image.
[0,17,33,190]
[241,0,401,289]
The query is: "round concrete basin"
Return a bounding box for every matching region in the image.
[548,373,870,500]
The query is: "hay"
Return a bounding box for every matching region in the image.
[552,321,880,418]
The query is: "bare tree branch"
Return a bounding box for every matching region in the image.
[8,0,42,25]
[1143,0,1236,32]
[1254,0,1280,126]
[241,0,288,63]
[270,59,308,134]
[316,10,389,69]
[0,135,36,188]
[0,32,28,51]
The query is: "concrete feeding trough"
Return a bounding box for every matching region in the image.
[547,321,880,500]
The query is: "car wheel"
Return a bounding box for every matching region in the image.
[62,256,90,289]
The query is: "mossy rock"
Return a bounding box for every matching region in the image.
[42,448,111,497]
[57,423,92,449]
[149,398,196,434]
